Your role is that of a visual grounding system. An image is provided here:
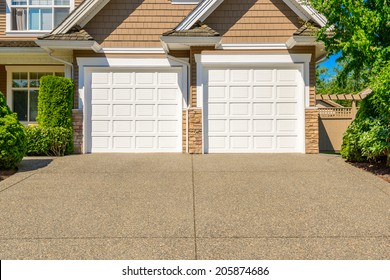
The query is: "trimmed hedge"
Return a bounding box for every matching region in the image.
[0,92,26,169]
[26,126,72,157]
[37,76,74,154]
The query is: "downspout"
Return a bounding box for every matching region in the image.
[47,49,74,79]
[167,55,191,154]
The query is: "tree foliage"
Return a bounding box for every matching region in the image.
[309,0,390,82]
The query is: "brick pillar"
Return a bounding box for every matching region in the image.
[72,109,83,154]
[305,108,319,154]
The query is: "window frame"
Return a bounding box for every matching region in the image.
[5,0,75,36]
[6,66,65,124]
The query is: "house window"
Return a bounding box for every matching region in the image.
[11,72,64,122]
[9,0,71,31]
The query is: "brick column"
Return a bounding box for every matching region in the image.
[305,108,319,154]
[72,109,83,154]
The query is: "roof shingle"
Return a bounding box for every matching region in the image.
[163,22,220,37]
[39,25,94,41]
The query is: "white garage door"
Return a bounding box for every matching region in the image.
[206,68,304,153]
[88,70,182,153]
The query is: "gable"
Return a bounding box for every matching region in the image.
[83,0,197,48]
[204,0,302,44]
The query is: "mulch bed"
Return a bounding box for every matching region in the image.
[350,158,390,183]
[0,169,17,182]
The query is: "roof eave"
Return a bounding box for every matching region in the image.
[35,40,102,52]
[160,36,221,52]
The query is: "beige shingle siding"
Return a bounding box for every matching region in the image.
[75,0,85,8]
[84,0,197,48]
[204,0,301,44]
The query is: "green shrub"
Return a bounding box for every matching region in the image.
[26,126,72,157]
[0,92,26,169]
[37,76,74,154]
[341,63,390,164]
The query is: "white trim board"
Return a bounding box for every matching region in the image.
[175,0,326,32]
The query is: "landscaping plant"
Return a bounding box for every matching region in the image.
[36,75,74,155]
[0,92,26,169]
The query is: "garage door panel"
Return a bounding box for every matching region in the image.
[158,88,178,101]
[92,89,110,101]
[254,87,273,99]
[230,87,250,99]
[276,86,298,99]
[209,136,227,150]
[92,104,110,117]
[277,136,298,149]
[158,73,177,85]
[92,72,110,85]
[113,72,133,85]
[113,136,132,149]
[89,70,181,153]
[230,69,251,83]
[253,103,273,116]
[230,119,250,133]
[276,103,296,116]
[113,121,132,133]
[209,86,227,100]
[254,136,274,149]
[254,119,273,133]
[158,120,178,133]
[209,69,227,83]
[158,104,177,117]
[92,121,110,133]
[230,103,250,116]
[207,67,303,153]
[113,88,132,101]
[254,70,274,83]
[135,88,154,101]
[230,136,250,149]
[135,120,155,133]
[135,73,155,85]
[158,137,179,149]
[277,70,298,83]
[277,119,297,133]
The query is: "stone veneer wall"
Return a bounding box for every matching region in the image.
[72,109,83,154]
[188,108,203,154]
[305,108,319,154]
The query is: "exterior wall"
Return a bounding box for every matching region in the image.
[204,0,301,44]
[0,65,6,97]
[72,109,83,154]
[305,108,319,154]
[84,0,196,48]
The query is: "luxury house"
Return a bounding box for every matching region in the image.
[0,0,326,154]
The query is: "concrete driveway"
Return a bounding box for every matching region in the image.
[0,154,389,259]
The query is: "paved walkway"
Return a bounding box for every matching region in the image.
[0,154,389,259]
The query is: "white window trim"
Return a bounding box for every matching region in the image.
[5,66,65,124]
[5,0,75,35]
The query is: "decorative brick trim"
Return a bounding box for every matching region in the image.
[305,108,319,154]
[72,109,83,154]
[188,108,202,154]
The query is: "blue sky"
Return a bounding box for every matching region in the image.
[319,52,341,77]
